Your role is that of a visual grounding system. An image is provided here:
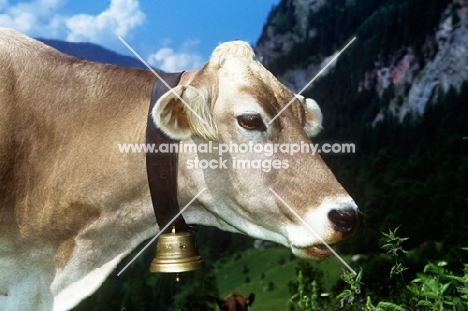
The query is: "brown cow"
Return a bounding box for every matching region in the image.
[217,293,255,311]
[0,28,361,310]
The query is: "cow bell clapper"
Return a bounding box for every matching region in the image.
[146,71,204,275]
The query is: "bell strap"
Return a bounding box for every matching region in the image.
[146,71,189,233]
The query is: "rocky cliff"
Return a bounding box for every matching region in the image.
[256,0,325,64]
[370,0,468,124]
[256,0,468,124]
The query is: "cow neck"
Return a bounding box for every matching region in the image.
[146,71,190,233]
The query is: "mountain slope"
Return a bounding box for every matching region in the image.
[38,38,147,69]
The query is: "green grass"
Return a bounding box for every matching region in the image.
[214,246,353,311]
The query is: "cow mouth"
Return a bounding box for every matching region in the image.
[302,243,337,259]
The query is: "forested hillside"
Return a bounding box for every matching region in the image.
[258,0,451,75]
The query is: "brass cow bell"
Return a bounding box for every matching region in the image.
[150,227,204,274]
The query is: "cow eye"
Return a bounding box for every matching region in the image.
[236,114,266,131]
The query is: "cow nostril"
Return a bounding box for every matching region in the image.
[328,209,362,237]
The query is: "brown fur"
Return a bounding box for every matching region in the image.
[217,293,255,311]
[0,28,154,255]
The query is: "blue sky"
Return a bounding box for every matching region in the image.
[0,0,279,71]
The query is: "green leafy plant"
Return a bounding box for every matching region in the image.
[288,227,468,310]
[381,226,409,281]
[337,268,405,311]
[289,270,320,311]
[407,249,468,310]
[336,268,363,308]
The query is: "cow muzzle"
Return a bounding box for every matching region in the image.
[308,208,362,258]
[292,206,363,260]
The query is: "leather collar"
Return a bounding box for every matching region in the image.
[146,72,189,233]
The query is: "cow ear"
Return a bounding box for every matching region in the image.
[246,293,255,306]
[296,95,323,137]
[152,85,218,141]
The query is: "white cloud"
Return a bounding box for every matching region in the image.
[0,0,65,37]
[147,39,206,72]
[1,0,205,71]
[65,0,145,42]
[0,0,145,44]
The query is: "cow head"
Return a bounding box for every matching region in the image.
[217,293,255,311]
[151,41,361,260]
